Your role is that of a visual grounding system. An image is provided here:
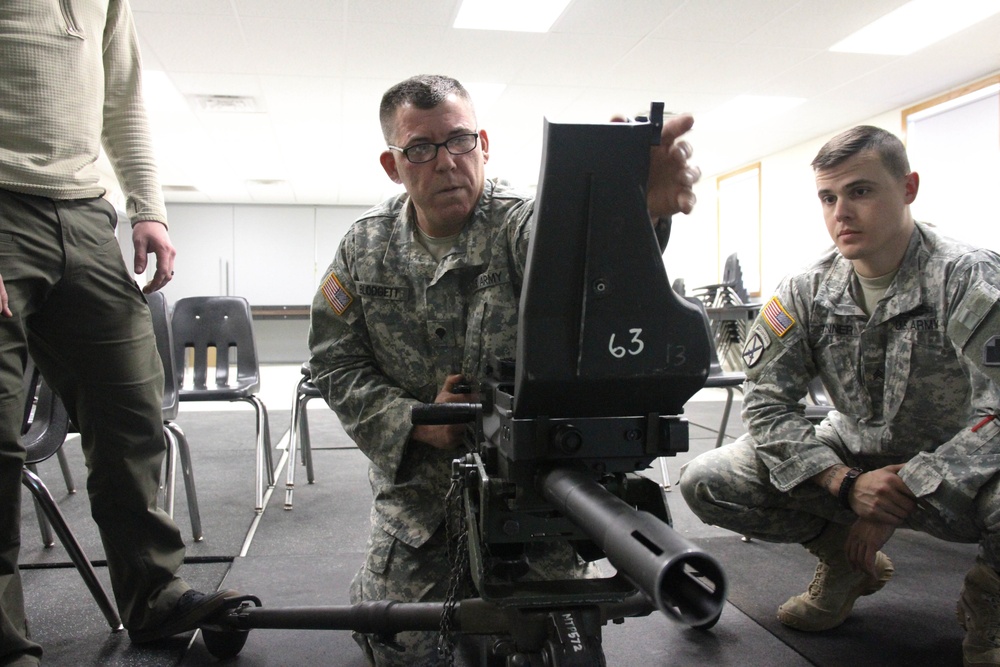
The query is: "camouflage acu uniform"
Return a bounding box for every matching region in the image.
[681,222,1000,565]
[309,179,593,665]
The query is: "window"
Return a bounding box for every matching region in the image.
[716,163,761,296]
[903,76,1000,251]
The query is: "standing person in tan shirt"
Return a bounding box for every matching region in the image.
[0,2,248,664]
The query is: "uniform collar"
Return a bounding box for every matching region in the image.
[816,225,925,321]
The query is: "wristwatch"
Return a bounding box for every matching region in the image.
[838,467,864,511]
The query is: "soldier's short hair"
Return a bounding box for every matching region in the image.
[811,125,910,179]
[379,75,474,144]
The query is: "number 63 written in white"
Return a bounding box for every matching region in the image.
[608,328,644,358]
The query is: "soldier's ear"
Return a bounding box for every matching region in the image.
[903,172,919,204]
[479,129,489,165]
[380,150,403,184]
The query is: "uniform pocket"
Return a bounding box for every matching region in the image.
[364,527,396,576]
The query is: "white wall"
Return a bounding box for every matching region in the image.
[120,203,367,306]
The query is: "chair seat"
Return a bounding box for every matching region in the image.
[179,386,260,401]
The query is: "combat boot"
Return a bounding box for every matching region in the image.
[777,522,894,631]
[957,558,1000,666]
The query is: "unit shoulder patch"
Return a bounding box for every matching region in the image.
[742,327,770,368]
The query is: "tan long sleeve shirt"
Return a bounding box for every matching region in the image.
[0,0,166,226]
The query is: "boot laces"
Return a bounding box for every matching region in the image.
[806,561,832,598]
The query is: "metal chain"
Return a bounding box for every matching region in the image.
[438,471,469,666]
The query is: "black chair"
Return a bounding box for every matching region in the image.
[284,362,319,510]
[20,361,123,631]
[146,291,202,540]
[170,296,274,513]
[659,299,746,489]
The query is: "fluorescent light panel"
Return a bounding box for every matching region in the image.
[830,0,1000,56]
[454,0,572,32]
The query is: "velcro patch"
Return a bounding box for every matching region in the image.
[985,336,1000,367]
[951,282,1000,349]
[321,272,353,315]
[762,296,796,337]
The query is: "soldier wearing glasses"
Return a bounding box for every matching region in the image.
[308,74,700,666]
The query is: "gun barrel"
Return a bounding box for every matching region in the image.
[410,403,480,424]
[539,468,726,627]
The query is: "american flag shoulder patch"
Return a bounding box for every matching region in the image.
[321,272,353,315]
[762,296,795,337]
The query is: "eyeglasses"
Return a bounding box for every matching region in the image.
[387,133,479,164]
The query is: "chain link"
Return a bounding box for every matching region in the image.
[437,470,470,666]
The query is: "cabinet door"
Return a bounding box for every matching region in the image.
[233,205,316,305]
[156,204,235,302]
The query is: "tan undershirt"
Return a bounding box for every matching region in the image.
[415,226,461,262]
[856,269,898,316]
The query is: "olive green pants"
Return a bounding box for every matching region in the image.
[0,190,187,664]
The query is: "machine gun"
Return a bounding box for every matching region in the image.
[202,105,727,666]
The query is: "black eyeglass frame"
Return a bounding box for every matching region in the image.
[387,133,480,164]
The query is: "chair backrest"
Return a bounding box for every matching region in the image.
[170,296,261,392]
[722,253,751,305]
[21,361,71,466]
[146,291,180,420]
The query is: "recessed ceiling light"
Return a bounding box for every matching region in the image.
[191,95,260,113]
[454,0,572,33]
[830,0,1000,56]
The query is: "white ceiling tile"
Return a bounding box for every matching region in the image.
[649,0,801,43]
[239,17,347,77]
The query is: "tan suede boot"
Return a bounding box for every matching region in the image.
[777,523,894,632]
[957,559,1000,666]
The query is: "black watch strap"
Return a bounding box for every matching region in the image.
[838,467,864,511]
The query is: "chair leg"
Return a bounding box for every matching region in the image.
[27,464,55,548]
[21,469,124,631]
[714,388,735,449]
[56,446,76,493]
[166,421,203,542]
[658,457,671,491]
[285,384,303,510]
[261,401,274,486]
[299,398,315,484]
[242,395,272,513]
[162,426,178,518]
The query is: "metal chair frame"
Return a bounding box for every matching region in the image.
[284,362,319,510]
